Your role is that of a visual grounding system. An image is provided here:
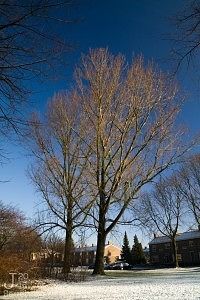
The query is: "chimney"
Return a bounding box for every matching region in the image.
[154,233,157,238]
[92,243,94,247]
[107,241,110,245]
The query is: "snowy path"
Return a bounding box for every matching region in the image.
[1,268,200,300]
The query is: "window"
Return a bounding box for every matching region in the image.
[189,240,194,247]
[190,251,195,262]
[177,254,182,261]
[165,243,170,249]
[152,245,156,252]
[152,255,159,263]
[164,254,170,263]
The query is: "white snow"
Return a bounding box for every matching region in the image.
[1,268,200,300]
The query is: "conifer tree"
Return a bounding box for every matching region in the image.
[131,235,146,265]
[121,232,131,263]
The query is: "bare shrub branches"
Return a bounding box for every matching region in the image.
[0,0,75,132]
[171,0,200,72]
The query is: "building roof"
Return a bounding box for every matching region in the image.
[149,230,200,245]
[75,245,97,253]
[74,243,121,253]
[149,236,171,245]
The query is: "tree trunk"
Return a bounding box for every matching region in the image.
[63,199,73,275]
[93,229,106,275]
[171,237,179,268]
[93,203,106,275]
[62,228,73,275]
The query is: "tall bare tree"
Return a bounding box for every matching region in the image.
[75,48,191,275]
[178,154,200,227]
[135,177,185,267]
[27,92,92,274]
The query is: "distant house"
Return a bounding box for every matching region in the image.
[149,230,200,266]
[72,242,121,266]
[31,242,121,267]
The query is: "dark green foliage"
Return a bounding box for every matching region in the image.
[121,232,132,264]
[131,235,146,265]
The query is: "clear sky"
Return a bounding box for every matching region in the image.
[1,0,200,247]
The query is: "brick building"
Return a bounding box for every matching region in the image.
[72,242,121,266]
[31,242,121,267]
[149,230,200,266]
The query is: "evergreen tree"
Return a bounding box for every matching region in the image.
[131,235,146,265]
[121,232,131,263]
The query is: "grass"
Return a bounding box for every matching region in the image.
[104,268,200,279]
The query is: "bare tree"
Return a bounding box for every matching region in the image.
[75,48,192,275]
[27,92,92,274]
[135,177,185,268]
[0,201,42,284]
[0,200,41,255]
[0,201,24,251]
[178,154,200,227]
[0,0,75,133]
[172,0,200,72]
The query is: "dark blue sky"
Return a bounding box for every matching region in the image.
[1,0,200,245]
[32,0,200,132]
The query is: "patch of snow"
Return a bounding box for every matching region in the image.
[1,268,200,300]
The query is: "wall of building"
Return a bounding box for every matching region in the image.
[72,244,121,266]
[104,244,121,263]
[150,238,200,266]
[31,244,121,267]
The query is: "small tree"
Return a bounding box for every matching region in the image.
[178,154,200,227]
[135,176,185,268]
[131,235,146,265]
[121,232,131,263]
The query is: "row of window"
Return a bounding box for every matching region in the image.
[151,240,199,252]
[151,252,200,263]
[74,251,95,257]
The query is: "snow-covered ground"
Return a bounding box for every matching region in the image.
[1,267,200,300]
